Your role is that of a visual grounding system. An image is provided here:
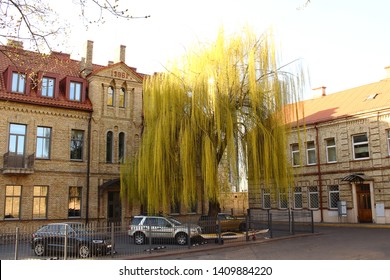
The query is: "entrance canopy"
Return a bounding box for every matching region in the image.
[341,173,373,183]
[98,178,120,196]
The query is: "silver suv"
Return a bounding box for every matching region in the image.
[128,216,202,245]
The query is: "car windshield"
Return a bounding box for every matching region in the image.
[167,217,182,226]
[131,217,143,225]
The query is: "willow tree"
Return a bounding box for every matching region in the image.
[121,27,305,215]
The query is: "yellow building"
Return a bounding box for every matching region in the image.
[0,40,143,229]
[249,71,390,224]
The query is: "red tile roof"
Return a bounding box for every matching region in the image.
[286,79,390,126]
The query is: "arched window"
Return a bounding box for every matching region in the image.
[107,86,114,106]
[106,131,113,163]
[119,132,125,163]
[119,87,126,108]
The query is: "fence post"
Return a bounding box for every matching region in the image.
[148,223,152,253]
[64,225,68,260]
[14,227,19,260]
[111,223,115,258]
[245,209,250,241]
[269,213,273,238]
[187,223,191,249]
[311,210,314,233]
[291,210,295,235]
[217,216,222,245]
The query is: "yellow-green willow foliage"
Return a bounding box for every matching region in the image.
[121,28,305,214]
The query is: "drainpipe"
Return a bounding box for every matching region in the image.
[315,125,324,222]
[86,112,92,224]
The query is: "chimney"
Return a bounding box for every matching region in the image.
[312,86,326,98]
[119,45,126,63]
[385,66,390,79]
[108,61,114,66]
[85,40,94,74]
[7,39,23,49]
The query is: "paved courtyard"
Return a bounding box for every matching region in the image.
[138,225,390,260]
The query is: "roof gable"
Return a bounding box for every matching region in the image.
[89,62,144,83]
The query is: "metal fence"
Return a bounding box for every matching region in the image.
[247,208,315,238]
[0,211,314,260]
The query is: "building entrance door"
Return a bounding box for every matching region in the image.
[108,191,121,223]
[356,184,372,223]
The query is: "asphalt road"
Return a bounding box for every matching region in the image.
[140,225,390,260]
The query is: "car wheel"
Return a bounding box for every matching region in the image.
[175,232,188,245]
[34,243,45,256]
[134,232,146,245]
[78,244,90,258]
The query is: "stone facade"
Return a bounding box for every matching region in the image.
[0,41,144,230]
[248,79,390,224]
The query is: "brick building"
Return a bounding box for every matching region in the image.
[0,40,144,229]
[249,71,390,224]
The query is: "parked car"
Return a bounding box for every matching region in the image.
[198,213,247,233]
[128,215,202,245]
[31,222,112,258]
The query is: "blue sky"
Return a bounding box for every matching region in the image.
[56,0,390,99]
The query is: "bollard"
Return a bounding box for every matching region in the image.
[148,223,152,253]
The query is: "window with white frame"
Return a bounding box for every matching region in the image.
[69,81,82,101]
[41,77,55,97]
[107,86,114,106]
[328,185,340,209]
[11,72,26,93]
[308,186,319,209]
[262,189,271,209]
[326,138,337,163]
[291,143,300,166]
[353,133,369,159]
[293,187,303,209]
[306,141,316,165]
[119,87,126,108]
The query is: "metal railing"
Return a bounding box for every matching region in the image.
[3,152,35,170]
[0,212,314,260]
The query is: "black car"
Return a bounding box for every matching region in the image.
[31,222,112,258]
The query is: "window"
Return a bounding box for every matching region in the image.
[262,189,271,209]
[36,127,51,159]
[278,191,288,209]
[33,186,48,219]
[69,81,82,101]
[41,77,55,97]
[9,123,26,155]
[170,199,180,214]
[5,185,21,219]
[68,186,82,217]
[291,143,300,166]
[387,130,390,156]
[326,138,337,163]
[293,187,303,209]
[308,186,319,209]
[70,130,84,160]
[106,131,113,163]
[119,87,126,107]
[328,185,339,209]
[11,72,26,93]
[353,133,369,159]
[119,132,125,163]
[306,141,316,165]
[107,86,114,106]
